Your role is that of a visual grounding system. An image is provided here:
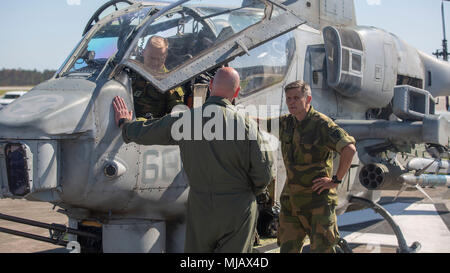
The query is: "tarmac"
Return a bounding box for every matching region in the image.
[0,188,449,253]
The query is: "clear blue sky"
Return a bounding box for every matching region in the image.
[0,0,448,71]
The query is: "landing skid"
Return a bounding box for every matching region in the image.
[348,196,421,253]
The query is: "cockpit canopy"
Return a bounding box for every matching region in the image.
[57,0,306,94]
[63,5,154,76]
[60,0,267,78]
[128,2,265,79]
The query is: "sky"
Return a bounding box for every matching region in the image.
[0,0,448,71]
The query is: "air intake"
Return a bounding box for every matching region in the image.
[5,144,31,196]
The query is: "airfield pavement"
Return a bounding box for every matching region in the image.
[0,188,449,253]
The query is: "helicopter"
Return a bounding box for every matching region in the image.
[0,0,449,253]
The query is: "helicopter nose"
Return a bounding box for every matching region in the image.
[0,86,95,137]
[0,78,97,201]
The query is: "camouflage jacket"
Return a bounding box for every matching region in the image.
[268,106,355,209]
[133,74,184,119]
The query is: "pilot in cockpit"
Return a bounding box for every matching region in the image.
[132,35,184,120]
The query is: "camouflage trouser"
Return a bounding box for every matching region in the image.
[278,195,340,253]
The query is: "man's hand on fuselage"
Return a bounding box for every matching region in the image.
[113,96,133,128]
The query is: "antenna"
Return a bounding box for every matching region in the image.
[433,0,449,61]
[433,1,450,111]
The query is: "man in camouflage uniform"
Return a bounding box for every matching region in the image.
[113,67,273,253]
[133,35,184,119]
[265,80,356,253]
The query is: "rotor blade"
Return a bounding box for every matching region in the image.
[415,184,435,203]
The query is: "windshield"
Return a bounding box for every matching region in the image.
[63,7,152,75]
[127,0,266,80]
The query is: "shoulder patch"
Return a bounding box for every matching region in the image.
[314,111,333,123]
[329,128,345,143]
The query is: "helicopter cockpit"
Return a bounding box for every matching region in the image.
[126,1,266,79]
[59,1,267,81]
[54,0,305,117]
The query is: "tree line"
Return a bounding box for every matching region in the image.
[0,69,56,86]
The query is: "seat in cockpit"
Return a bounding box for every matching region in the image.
[215,26,235,44]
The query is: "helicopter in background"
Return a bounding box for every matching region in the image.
[0,0,449,253]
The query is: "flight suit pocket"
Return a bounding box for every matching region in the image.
[308,206,339,253]
[280,195,292,216]
[281,134,294,163]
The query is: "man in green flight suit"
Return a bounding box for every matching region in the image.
[262,80,356,253]
[112,67,274,253]
[133,35,184,119]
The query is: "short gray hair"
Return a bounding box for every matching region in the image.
[284,80,311,98]
[147,35,169,49]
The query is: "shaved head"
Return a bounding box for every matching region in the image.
[210,67,241,100]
